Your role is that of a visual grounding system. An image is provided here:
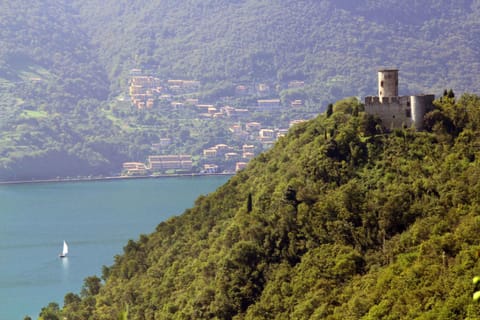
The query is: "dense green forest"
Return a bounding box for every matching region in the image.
[74,0,480,97]
[37,92,480,319]
[0,0,479,180]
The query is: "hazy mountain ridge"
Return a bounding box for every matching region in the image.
[0,0,479,180]
[73,0,480,99]
[2,0,479,101]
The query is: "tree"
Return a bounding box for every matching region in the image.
[326,103,333,117]
[247,193,253,213]
[447,89,455,99]
[81,276,102,298]
[39,302,60,320]
[64,292,81,305]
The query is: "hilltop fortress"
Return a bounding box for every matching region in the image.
[364,69,434,130]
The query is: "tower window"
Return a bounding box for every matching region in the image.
[380,81,384,87]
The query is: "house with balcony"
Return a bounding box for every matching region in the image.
[242,152,255,160]
[203,148,218,159]
[242,144,255,153]
[122,162,148,176]
[147,155,193,172]
[225,152,240,161]
[242,144,256,159]
[259,129,275,141]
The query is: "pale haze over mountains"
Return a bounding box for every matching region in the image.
[0,0,478,180]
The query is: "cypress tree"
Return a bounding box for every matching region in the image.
[247,193,253,213]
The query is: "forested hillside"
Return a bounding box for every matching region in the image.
[0,1,123,179]
[39,93,480,319]
[74,0,480,98]
[1,0,479,180]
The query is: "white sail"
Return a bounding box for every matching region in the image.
[62,240,68,257]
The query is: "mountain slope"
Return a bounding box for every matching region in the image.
[43,93,480,319]
[74,0,480,101]
[0,1,109,102]
[0,1,131,180]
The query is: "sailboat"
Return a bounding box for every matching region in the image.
[59,240,68,258]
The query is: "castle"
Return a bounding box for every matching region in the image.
[364,69,434,130]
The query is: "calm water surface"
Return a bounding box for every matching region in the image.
[0,176,229,319]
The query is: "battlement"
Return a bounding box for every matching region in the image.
[365,95,410,106]
[364,96,380,104]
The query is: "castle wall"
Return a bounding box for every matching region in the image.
[365,95,413,129]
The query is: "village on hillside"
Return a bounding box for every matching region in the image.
[121,70,311,176]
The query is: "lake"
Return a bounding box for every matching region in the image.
[0,175,230,319]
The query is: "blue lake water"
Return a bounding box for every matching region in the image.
[0,176,230,319]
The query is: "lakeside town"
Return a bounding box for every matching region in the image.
[121,69,313,176]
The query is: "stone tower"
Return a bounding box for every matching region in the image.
[378,69,398,102]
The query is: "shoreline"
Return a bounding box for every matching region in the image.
[0,172,235,185]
